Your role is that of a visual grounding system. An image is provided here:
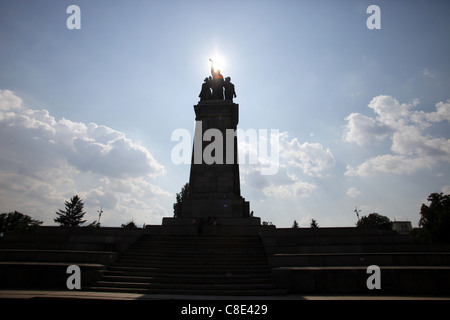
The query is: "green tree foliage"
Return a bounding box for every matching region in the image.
[121,220,137,229]
[84,220,100,228]
[414,192,450,243]
[173,183,189,218]
[292,220,299,229]
[356,212,392,230]
[0,211,43,233]
[310,219,319,228]
[54,195,87,227]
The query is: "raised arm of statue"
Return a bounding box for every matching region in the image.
[209,58,215,77]
[208,58,225,100]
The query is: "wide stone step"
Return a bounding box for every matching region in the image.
[91,280,276,291]
[116,257,268,265]
[131,249,264,255]
[136,237,262,246]
[87,285,286,296]
[275,243,450,254]
[87,235,279,296]
[132,240,263,245]
[129,244,265,250]
[272,266,450,295]
[131,244,265,248]
[0,249,117,265]
[0,262,106,289]
[125,251,266,260]
[135,241,263,247]
[98,274,273,285]
[104,269,270,280]
[271,252,450,267]
[132,246,263,252]
[121,251,267,258]
[109,263,270,272]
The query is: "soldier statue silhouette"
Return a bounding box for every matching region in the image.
[199,59,236,102]
[199,77,212,101]
[209,59,224,100]
[224,77,236,101]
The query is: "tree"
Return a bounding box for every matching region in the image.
[356,212,392,230]
[84,220,100,228]
[414,192,450,243]
[292,220,299,229]
[121,220,137,229]
[310,219,319,228]
[173,183,189,218]
[54,195,86,227]
[0,211,42,233]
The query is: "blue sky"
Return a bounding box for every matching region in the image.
[1,0,449,227]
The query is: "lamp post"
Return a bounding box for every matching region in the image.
[97,207,103,227]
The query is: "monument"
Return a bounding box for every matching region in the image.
[163,59,260,229]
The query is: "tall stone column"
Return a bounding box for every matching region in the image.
[162,63,261,229]
[182,100,249,219]
[163,100,260,227]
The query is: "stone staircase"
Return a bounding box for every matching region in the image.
[263,228,450,295]
[5,226,450,296]
[88,235,285,296]
[0,227,143,289]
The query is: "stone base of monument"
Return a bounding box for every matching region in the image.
[180,197,250,219]
[161,216,264,235]
[162,217,261,225]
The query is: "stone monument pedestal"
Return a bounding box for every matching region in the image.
[161,216,262,236]
[162,217,261,226]
[162,74,259,233]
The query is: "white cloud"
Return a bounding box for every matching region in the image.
[0,89,169,225]
[368,95,418,128]
[343,112,393,146]
[423,68,437,79]
[391,126,450,162]
[344,95,450,176]
[241,162,317,200]
[345,155,430,177]
[297,214,314,227]
[0,90,165,178]
[238,130,335,178]
[346,187,361,198]
[70,131,164,178]
[84,187,119,210]
[0,89,23,112]
[280,134,335,177]
[262,173,316,199]
[239,131,334,200]
[425,100,450,123]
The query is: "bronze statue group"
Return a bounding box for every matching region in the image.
[199,65,237,102]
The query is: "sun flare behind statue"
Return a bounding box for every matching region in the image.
[209,56,225,73]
